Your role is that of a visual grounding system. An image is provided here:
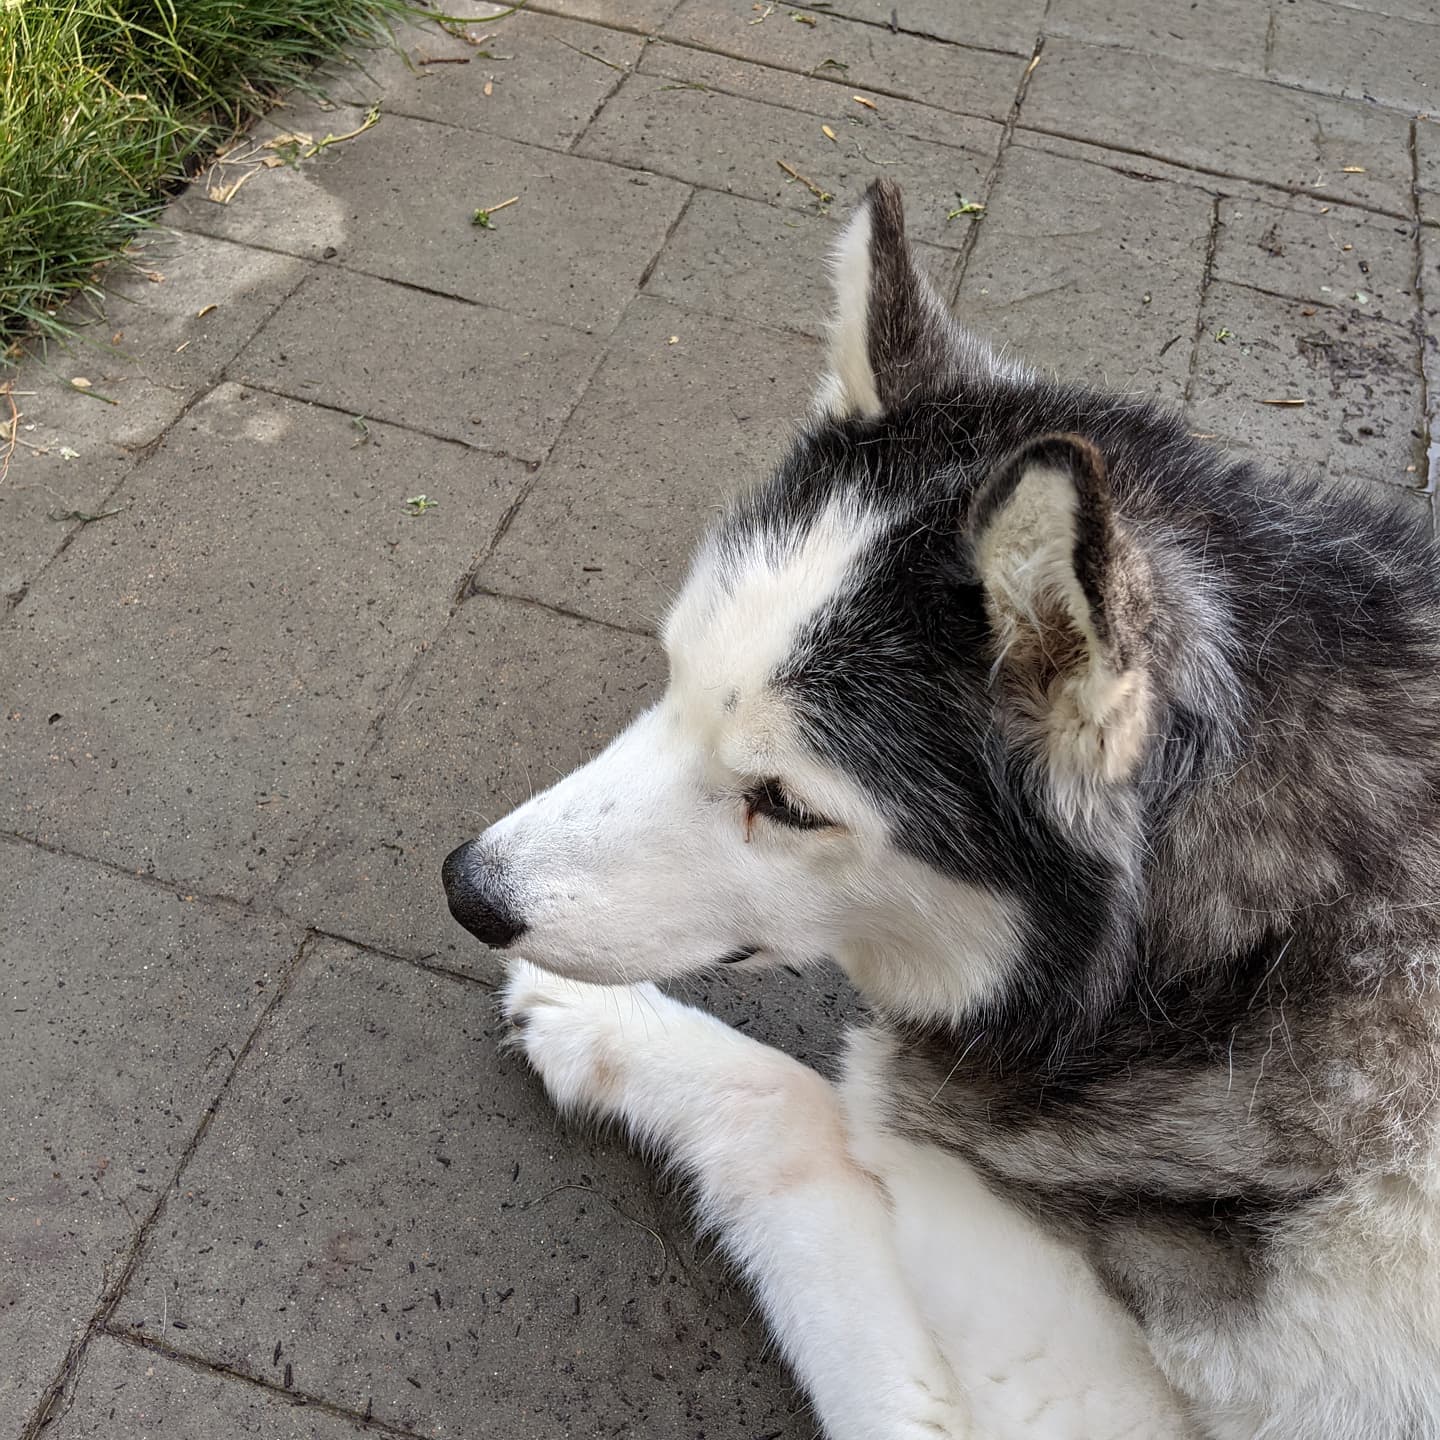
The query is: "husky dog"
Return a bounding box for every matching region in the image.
[442,180,1440,1439]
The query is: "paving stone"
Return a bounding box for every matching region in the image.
[663,0,1026,121]
[359,9,645,150]
[1189,281,1425,489]
[1212,195,1418,329]
[0,444,131,614]
[579,72,998,250]
[795,0,1044,55]
[1418,117,1440,228]
[642,188,955,335]
[637,37,1007,154]
[279,596,663,969]
[118,940,810,1439]
[0,843,297,1431]
[1022,38,1415,217]
[0,385,528,900]
[233,265,602,459]
[644,47,1013,167]
[480,297,821,629]
[955,142,1213,400]
[3,232,306,457]
[1268,0,1440,113]
[529,0,682,27]
[49,1335,369,1439]
[170,115,690,333]
[1044,0,1269,74]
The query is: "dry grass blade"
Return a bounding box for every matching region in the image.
[776,159,833,203]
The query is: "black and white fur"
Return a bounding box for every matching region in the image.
[443,180,1440,1439]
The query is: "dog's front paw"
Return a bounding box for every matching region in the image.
[501,960,661,1118]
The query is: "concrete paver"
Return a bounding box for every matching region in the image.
[173,114,690,333]
[1189,280,1425,489]
[1268,0,1440,112]
[955,141,1213,399]
[801,0,1044,55]
[662,0,1028,122]
[579,72,999,249]
[118,939,805,1439]
[0,842,298,1429]
[528,0,681,28]
[1044,0,1269,73]
[48,1335,370,1439]
[0,385,528,900]
[642,188,956,336]
[362,9,646,150]
[6,0,1439,1429]
[1212,196,1418,330]
[1023,38,1415,216]
[232,265,604,459]
[636,37,1007,154]
[480,296,821,629]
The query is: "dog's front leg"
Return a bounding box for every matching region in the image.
[503,960,974,1440]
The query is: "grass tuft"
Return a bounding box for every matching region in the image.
[1,0,426,345]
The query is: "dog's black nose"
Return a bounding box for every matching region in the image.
[442,842,527,949]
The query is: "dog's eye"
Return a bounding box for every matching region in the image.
[744,777,830,831]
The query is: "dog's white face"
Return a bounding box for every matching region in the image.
[468,497,1016,1014]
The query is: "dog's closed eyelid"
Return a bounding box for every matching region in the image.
[743,777,832,831]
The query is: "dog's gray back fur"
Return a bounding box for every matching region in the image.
[725,181,1440,1433]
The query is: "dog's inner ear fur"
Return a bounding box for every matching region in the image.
[816,178,959,419]
[968,435,1154,801]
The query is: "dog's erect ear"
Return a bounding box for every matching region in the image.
[967,434,1154,805]
[815,179,963,419]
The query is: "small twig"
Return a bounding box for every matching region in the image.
[776,160,833,203]
[417,54,471,65]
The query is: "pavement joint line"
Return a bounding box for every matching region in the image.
[19,930,321,1440]
[633,30,1016,129]
[149,228,606,345]
[783,2,1031,60]
[1213,274,1425,336]
[1015,123,1415,223]
[307,924,502,993]
[636,185,699,292]
[220,375,547,465]
[948,32,1047,308]
[566,28,644,155]
[1406,118,1439,495]
[525,0,1032,62]
[1010,127,1404,215]
[100,1328,420,1440]
[1182,196,1224,411]
[0,828,279,913]
[458,581,660,638]
[630,282,826,343]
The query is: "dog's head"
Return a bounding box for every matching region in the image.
[444,180,1196,1025]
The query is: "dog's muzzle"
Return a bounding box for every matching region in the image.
[441,841,527,949]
